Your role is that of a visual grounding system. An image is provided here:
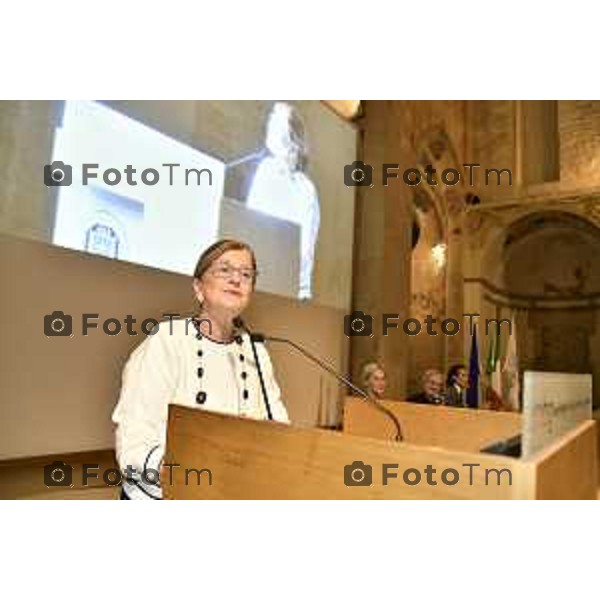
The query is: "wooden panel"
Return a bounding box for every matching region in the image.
[0,449,118,500]
[163,405,522,500]
[343,397,522,453]
[532,420,597,500]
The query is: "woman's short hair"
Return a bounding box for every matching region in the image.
[193,239,257,285]
[361,362,385,388]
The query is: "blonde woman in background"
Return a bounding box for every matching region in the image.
[361,362,387,399]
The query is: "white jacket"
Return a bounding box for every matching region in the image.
[112,318,289,499]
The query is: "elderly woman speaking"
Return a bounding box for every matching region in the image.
[112,239,289,499]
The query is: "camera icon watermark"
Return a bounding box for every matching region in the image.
[42,311,216,339]
[343,161,513,189]
[43,161,214,188]
[344,161,373,187]
[44,461,74,487]
[344,311,513,338]
[344,461,373,486]
[42,454,214,498]
[344,310,373,337]
[44,161,73,186]
[44,311,73,337]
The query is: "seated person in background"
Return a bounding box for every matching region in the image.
[445,364,468,407]
[406,369,445,405]
[361,362,387,400]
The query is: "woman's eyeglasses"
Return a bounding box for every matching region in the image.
[210,262,257,283]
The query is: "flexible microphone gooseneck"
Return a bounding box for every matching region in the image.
[249,332,404,442]
[233,317,273,420]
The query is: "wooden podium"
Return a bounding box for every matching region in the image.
[162,398,597,500]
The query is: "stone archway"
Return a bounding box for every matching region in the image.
[471,209,600,408]
[504,211,600,381]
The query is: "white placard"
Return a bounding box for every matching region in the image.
[522,371,593,458]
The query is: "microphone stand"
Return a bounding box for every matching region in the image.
[233,318,273,420]
[252,334,404,442]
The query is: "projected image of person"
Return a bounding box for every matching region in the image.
[246,102,320,299]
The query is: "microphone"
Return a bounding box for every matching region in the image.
[233,317,273,420]
[226,148,268,168]
[249,332,404,442]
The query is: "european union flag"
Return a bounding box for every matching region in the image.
[466,325,480,408]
